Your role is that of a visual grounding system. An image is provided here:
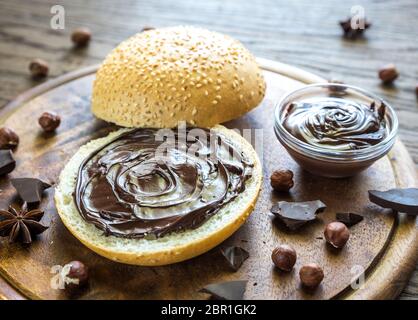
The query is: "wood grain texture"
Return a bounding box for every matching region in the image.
[0,0,417,299]
[0,63,416,300]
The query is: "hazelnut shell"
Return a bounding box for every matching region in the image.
[71,27,91,47]
[38,112,61,132]
[66,260,89,289]
[324,221,350,248]
[271,244,297,272]
[270,169,294,192]
[299,263,324,288]
[0,127,19,149]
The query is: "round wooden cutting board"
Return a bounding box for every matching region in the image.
[0,58,417,300]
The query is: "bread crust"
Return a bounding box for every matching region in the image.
[54,125,262,266]
[91,26,265,128]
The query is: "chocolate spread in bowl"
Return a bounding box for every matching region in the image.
[283,97,387,151]
[74,128,253,239]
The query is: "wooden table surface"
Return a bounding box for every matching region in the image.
[0,0,417,299]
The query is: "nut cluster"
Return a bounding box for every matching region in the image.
[38,112,61,132]
[28,27,92,78]
[271,246,324,288]
[270,169,294,192]
[0,127,19,149]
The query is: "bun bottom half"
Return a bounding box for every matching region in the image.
[54,125,262,266]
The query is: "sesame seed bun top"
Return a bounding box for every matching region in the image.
[92,26,266,128]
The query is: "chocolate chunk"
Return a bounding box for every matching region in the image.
[0,150,16,176]
[200,280,247,300]
[336,212,364,227]
[11,178,51,203]
[369,188,418,215]
[270,200,326,230]
[221,246,249,272]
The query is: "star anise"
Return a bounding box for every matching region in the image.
[339,17,371,39]
[0,202,48,244]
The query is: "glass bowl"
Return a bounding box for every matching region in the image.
[274,83,398,178]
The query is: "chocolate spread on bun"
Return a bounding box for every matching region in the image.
[283,97,387,151]
[74,128,253,239]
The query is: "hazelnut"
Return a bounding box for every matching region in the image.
[270,169,294,192]
[328,79,347,94]
[66,261,89,289]
[324,221,350,248]
[271,244,297,272]
[38,112,61,132]
[71,27,91,47]
[378,64,399,84]
[0,127,19,149]
[141,26,155,32]
[29,59,49,78]
[299,263,324,288]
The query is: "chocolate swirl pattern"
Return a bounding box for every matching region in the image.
[74,128,253,239]
[283,97,387,151]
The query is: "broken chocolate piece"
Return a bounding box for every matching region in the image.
[221,246,249,272]
[200,280,247,300]
[369,188,418,215]
[270,200,326,230]
[11,178,51,204]
[336,212,364,227]
[0,150,16,176]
